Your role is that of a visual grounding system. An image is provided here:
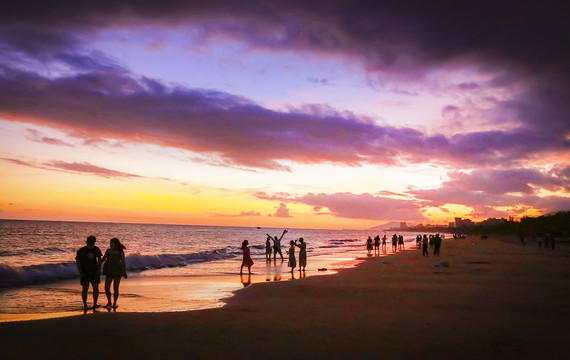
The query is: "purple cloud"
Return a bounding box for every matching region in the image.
[295,192,424,221]
[409,167,570,215]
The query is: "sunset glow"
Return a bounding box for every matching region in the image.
[1,1,568,229]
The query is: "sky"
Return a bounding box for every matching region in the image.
[0,0,568,229]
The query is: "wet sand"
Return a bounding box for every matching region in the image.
[1,236,569,359]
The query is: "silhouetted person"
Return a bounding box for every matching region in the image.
[433,234,442,256]
[76,235,102,310]
[366,236,373,255]
[296,238,307,271]
[382,235,387,253]
[398,235,404,250]
[267,230,287,261]
[101,238,127,309]
[265,236,272,262]
[240,240,254,275]
[288,240,297,272]
[422,235,429,257]
[392,234,398,252]
[374,235,380,255]
[520,235,525,246]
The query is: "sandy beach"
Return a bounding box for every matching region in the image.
[1,236,569,359]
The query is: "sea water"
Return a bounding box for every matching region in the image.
[0,220,422,320]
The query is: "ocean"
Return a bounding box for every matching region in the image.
[0,220,423,321]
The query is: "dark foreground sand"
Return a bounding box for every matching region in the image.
[1,236,569,359]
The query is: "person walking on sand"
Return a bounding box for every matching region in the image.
[366,236,373,255]
[296,238,307,271]
[265,236,272,262]
[101,238,127,309]
[398,235,404,250]
[267,229,287,261]
[240,240,254,275]
[392,234,398,252]
[287,240,297,273]
[382,235,387,253]
[76,235,103,310]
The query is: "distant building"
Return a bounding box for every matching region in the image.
[400,222,407,229]
[480,218,507,226]
[455,217,473,227]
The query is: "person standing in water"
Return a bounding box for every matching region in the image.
[101,238,127,309]
[240,240,254,275]
[265,236,273,262]
[287,240,297,273]
[296,238,307,272]
[366,236,373,255]
[374,235,380,255]
[76,235,103,310]
[267,229,287,261]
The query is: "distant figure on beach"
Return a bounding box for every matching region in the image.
[422,235,429,257]
[520,235,525,246]
[101,238,127,309]
[366,236,373,255]
[267,230,287,261]
[398,235,404,250]
[433,234,442,256]
[288,240,297,272]
[382,235,387,253]
[392,234,398,252]
[76,235,103,310]
[374,235,380,255]
[265,236,272,262]
[240,240,254,275]
[296,238,307,272]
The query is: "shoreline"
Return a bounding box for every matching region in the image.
[1,235,569,359]
[0,248,378,322]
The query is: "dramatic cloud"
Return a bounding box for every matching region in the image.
[0,1,567,171]
[410,167,570,215]
[0,65,566,171]
[444,168,570,195]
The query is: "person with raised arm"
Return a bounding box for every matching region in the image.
[266,229,287,261]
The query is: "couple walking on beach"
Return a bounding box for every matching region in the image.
[76,236,127,310]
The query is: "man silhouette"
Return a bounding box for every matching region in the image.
[76,235,102,309]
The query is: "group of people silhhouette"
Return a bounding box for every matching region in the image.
[416,233,443,256]
[241,229,307,276]
[76,236,127,310]
[366,234,402,255]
